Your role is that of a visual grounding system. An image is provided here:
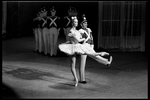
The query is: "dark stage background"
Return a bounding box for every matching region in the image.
[5,2,98,38]
[2,1,148,52]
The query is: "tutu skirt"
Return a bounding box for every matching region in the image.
[59,42,95,55]
[58,42,85,55]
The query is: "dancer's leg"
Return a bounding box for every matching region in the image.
[50,28,54,56]
[35,29,39,51]
[70,55,78,87]
[54,29,58,55]
[43,28,48,55]
[97,52,109,56]
[41,28,44,53]
[47,29,50,54]
[79,55,87,82]
[88,54,112,65]
[82,44,112,65]
[38,28,42,53]
[49,28,52,56]
[45,28,48,54]
[33,29,37,51]
[52,33,54,56]
[63,28,68,42]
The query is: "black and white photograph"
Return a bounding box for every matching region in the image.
[2,1,148,99]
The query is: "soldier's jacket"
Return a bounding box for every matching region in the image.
[63,16,72,28]
[79,28,94,45]
[47,16,61,29]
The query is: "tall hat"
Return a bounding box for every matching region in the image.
[68,6,73,16]
[50,6,56,13]
[72,7,78,16]
[81,14,87,24]
[36,10,40,16]
[68,6,78,16]
[39,8,43,16]
[40,7,47,16]
[41,7,47,13]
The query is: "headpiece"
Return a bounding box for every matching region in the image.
[42,7,47,12]
[50,6,56,13]
[81,14,87,24]
[72,8,78,16]
[71,16,78,23]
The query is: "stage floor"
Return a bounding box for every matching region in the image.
[2,36,148,99]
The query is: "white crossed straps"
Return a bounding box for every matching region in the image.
[41,17,47,27]
[66,16,71,27]
[49,17,58,27]
[79,28,93,43]
[85,28,93,40]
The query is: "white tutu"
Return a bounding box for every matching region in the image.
[58,42,85,55]
[59,42,95,55]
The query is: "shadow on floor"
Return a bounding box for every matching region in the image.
[3,66,68,82]
[49,78,111,93]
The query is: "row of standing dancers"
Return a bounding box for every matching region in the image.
[33,7,78,56]
[33,6,113,87]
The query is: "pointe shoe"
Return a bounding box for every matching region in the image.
[75,82,78,87]
[109,56,113,63]
[107,56,113,66]
[75,79,78,87]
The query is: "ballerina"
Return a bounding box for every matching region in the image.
[59,16,112,87]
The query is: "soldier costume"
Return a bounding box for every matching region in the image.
[33,12,40,52]
[47,7,61,56]
[63,7,77,42]
[40,8,49,55]
[37,10,43,53]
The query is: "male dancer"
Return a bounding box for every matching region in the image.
[78,14,93,83]
[47,7,61,56]
[79,14,111,83]
[41,7,49,55]
[33,11,40,52]
[36,9,43,53]
[63,7,77,42]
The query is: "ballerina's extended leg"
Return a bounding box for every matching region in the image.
[98,52,109,56]
[86,54,113,66]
